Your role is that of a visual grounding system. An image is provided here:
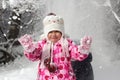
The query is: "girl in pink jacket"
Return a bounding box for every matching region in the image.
[18,13,92,80]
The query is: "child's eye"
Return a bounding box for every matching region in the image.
[49,31,53,33]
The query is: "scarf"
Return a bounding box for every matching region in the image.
[39,37,69,69]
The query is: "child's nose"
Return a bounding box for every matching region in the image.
[52,32,55,34]
[51,32,56,35]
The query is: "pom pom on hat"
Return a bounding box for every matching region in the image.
[43,13,64,37]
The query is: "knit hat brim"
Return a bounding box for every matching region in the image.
[44,23,64,37]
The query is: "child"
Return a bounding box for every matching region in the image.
[18,13,92,80]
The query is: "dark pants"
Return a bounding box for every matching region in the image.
[71,53,94,80]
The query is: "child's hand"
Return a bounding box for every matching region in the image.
[18,34,33,47]
[80,36,92,50]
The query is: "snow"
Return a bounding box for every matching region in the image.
[1,0,120,80]
[0,57,38,80]
[12,16,18,20]
[2,0,7,9]
[0,57,120,80]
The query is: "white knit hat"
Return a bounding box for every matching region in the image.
[43,14,64,37]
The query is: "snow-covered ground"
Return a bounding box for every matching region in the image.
[0,56,120,80]
[0,57,38,80]
[1,0,120,80]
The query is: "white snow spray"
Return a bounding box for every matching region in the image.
[0,0,120,80]
[44,0,120,80]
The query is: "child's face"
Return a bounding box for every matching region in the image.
[47,30,62,43]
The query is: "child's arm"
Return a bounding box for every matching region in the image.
[18,34,42,61]
[69,36,92,61]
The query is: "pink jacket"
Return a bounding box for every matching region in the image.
[23,38,88,80]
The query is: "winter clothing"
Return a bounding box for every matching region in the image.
[43,14,64,37]
[18,34,92,80]
[18,13,92,80]
[71,53,94,80]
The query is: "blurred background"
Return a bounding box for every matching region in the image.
[0,0,120,80]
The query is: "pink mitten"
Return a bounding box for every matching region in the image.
[80,36,92,50]
[18,34,35,52]
[79,36,92,53]
[18,34,33,46]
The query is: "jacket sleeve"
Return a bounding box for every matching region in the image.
[68,39,88,61]
[24,41,42,61]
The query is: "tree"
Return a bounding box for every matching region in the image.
[0,0,45,65]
